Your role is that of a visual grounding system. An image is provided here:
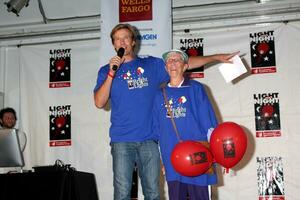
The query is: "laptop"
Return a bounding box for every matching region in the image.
[0,129,25,167]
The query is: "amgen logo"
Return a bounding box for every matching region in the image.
[137,34,158,41]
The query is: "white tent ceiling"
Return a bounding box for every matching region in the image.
[0,0,300,45]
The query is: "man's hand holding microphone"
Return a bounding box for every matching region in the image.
[108,47,125,79]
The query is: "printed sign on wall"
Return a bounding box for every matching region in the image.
[137,31,158,49]
[119,0,152,22]
[49,105,71,147]
[257,157,285,200]
[49,48,71,88]
[250,31,276,74]
[179,38,204,78]
[254,92,281,137]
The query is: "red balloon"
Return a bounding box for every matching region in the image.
[210,122,247,168]
[171,140,213,177]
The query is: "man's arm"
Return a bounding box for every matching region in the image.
[187,52,239,69]
[94,71,114,108]
[94,55,123,108]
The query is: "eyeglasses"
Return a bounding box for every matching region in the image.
[166,58,184,63]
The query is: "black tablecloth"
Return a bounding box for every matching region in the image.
[0,170,99,200]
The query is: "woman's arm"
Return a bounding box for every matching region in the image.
[188,52,239,69]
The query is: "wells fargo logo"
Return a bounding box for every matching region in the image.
[119,0,152,22]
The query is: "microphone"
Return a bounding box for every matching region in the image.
[112,47,125,71]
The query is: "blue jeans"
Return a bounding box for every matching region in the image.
[111,140,160,200]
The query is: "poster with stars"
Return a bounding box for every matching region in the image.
[49,105,71,147]
[179,37,204,78]
[250,30,276,74]
[49,48,71,88]
[254,93,281,138]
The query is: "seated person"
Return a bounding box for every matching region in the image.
[0,107,26,152]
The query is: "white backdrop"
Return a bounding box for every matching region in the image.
[1,21,300,199]
[172,22,300,199]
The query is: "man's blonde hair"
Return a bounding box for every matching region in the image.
[110,23,138,44]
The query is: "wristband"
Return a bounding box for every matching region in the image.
[107,72,115,79]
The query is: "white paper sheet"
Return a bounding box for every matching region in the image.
[218,55,247,83]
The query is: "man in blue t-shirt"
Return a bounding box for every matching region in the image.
[94,23,237,200]
[153,49,218,200]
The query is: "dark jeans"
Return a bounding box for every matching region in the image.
[167,181,209,200]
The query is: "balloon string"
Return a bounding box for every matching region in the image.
[162,87,182,143]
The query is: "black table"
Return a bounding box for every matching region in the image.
[0,170,99,200]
